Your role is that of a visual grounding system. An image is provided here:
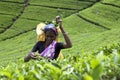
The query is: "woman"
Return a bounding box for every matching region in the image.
[24,16,72,62]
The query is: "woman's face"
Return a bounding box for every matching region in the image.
[45,31,56,43]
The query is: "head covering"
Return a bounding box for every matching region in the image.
[36,22,46,35]
[44,24,58,35]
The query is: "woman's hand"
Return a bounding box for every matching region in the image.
[24,52,37,62]
[56,16,62,25]
[28,52,37,59]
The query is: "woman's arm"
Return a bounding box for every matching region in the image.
[56,16,72,48]
[24,41,39,62]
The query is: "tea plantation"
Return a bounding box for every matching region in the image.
[0,0,120,80]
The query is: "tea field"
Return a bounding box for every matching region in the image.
[0,0,120,80]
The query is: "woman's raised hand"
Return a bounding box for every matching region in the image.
[56,16,63,27]
[56,16,62,24]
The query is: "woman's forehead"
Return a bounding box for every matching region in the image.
[46,31,55,35]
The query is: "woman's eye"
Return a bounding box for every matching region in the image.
[50,36,54,38]
[46,35,53,38]
[46,35,49,37]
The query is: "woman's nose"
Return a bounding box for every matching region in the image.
[47,37,51,40]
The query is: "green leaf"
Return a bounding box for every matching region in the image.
[90,59,100,69]
[0,71,11,79]
[84,73,93,80]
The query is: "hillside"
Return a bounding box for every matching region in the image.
[0,0,120,72]
[0,0,120,79]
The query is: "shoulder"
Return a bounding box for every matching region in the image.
[35,41,45,46]
[37,41,45,44]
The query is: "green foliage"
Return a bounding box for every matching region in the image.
[21,5,75,21]
[0,18,39,41]
[0,0,120,79]
[0,44,120,80]
[29,0,93,10]
[102,0,120,7]
[0,15,14,29]
[0,0,24,3]
[63,14,106,34]
[79,3,120,29]
[0,31,37,67]
[0,2,23,16]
